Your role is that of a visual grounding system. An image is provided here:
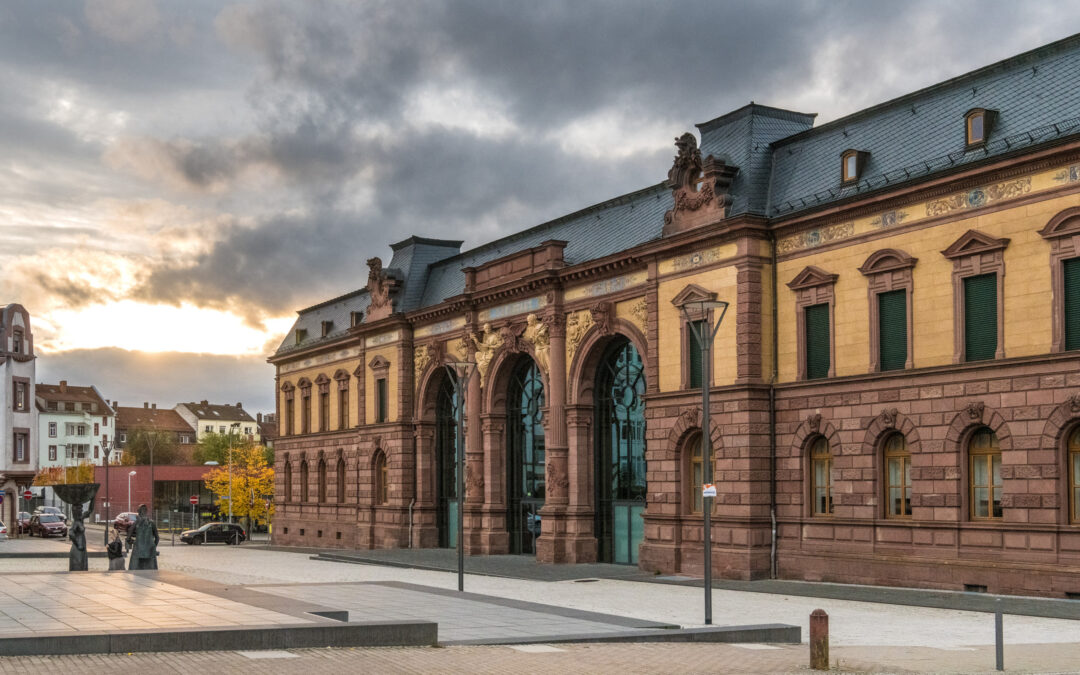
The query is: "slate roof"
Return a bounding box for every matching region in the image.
[115,407,194,434]
[767,33,1080,216]
[275,288,370,354]
[177,402,256,423]
[35,383,112,415]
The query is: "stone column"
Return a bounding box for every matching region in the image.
[464,361,485,553]
[537,314,570,562]
[477,415,509,554]
[412,422,438,548]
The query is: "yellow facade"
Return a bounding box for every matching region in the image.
[277,356,363,435]
[656,264,739,392]
[365,345,398,423]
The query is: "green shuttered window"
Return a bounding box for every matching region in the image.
[878,290,907,371]
[688,320,705,389]
[376,378,388,423]
[1065,258,1080,351]
[964,273,997,362]
[805,303,830,379]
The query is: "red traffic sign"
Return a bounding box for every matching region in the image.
[189,495,199,505]
[22,490,31,500]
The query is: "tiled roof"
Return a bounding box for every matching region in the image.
[767,33,1080,216]
[178,402,256,423]
[275,288,369,354]
[35,383,112,415]
[115,407,194,433]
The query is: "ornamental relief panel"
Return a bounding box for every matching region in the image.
[565,310,594,366]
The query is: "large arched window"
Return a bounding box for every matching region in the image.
[317,458,327,502]
[507,358,545,554]
[686,433,704,515]
[284,461,293,502]
[336,457,346,503]
[300,460,309,502]
[810,437,833,516]
[596,337,646,564]
[374,451,388,505]
[435,372,459,548]
[1069,428,1080,524]
[884,433,911,518]
[969,428,1002,519]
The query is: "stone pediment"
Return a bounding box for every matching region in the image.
[786,265,838,291]
[314,373,330,385]
[670,283,718,307]
[368,355,391,371]
[858,248,918,276]
[1039,206,1080,240]
[941,230,1010,259]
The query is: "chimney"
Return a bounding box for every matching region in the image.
[151,403,157,409]
[257,412,263,423]
[143,402,149,408]
[59,380,67,393]
[236,402,242,409]
[200,400,208,406]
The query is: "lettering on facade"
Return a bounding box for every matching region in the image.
[777,222,856,255]
[925,177,1032,217]
[280,348,361,374]
[365,331,399,348]
[565,271,647,302]
[479,296,546,322]
[414,317,466,338]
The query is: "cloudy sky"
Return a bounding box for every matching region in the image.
[2,1,1075,414]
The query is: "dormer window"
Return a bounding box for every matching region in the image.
[350,311,363,327]
[841,149,868,184]
[321,320,333,337]
[965,108,998,148]
[295,328,307,345]
[12,328,22,354]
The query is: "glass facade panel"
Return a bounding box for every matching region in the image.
[507,358,545,555]
[436,372,459,548]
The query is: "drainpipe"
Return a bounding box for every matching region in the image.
[408,498,415,549]
[769,232,780,580]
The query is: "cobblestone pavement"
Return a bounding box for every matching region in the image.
[0,642,1077,674]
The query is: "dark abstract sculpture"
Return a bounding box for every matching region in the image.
[51,483,98,573]
[127,504,159,570]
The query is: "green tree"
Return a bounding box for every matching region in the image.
[193,431,255,465]
[121,428,181,465]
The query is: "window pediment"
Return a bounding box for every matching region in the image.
[670,283,718,308]
[859,249,918,276]
[1039,207,1080,240]
[333,368,350,381]
[281,381,295,392]
[941,230,1010,260]
[787,265,838,291]
[369,355,391,372]
[314,373,330,385]
[297,377,312,391]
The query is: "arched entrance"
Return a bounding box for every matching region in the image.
[506,357,545,554]
[435,371,459,548]
[594,337,646,564]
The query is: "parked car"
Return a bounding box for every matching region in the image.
[15,512,31,534]
[33,506,67,524]
[29,514,67,538]
[113,512,138,534]
[180,523,246,545]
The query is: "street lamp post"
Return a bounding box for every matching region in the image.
[102,440,112,546]
[678,296,729,626]
[228,422,241,523]
[444,361,476,593]
[127,470,137,513]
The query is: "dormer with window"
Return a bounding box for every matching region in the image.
[295,328,307,345]
[321,320,333,337]
[12,328,23,354]
[841,149,869,185]
[964,108,998,148]
[350,311,363,327]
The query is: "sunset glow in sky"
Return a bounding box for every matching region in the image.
[2,1,1074,411]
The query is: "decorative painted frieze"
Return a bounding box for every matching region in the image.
[279,347,362,374]
[414,316,465,338]
[365,331,399,348]
[565,271,647,302]
[925,177,1031,217]
[479,296,546,323]
[658,243,737,275]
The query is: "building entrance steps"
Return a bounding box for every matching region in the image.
[311,547,1080,621]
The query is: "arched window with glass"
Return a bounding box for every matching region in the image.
[1069,427,1080,523]
[686,433,705,515]
[969,428,1002,519]
[284,461,293,502]
[317,458,327,502]
[810,437,833,516]
[300,460,309,502]
[374,451,388,505]
[884,433,911,518]
[435,373,459,547]
[507,358,545,555]
[336,457,346,503]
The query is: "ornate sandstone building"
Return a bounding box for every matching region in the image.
[271,35,1080,596]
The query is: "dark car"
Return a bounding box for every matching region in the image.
[113,512,138,534]
[29,514,67,538]
[180,522,246,545]
[15,512,30,534]
[33,506,66,524]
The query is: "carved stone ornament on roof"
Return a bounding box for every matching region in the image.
[365,257,400,322]
[470,323,504,388]
[964,401,985,420]
[662,133,740,237]
[566,311,594,365]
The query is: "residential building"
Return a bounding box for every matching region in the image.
[270,35,1080,597]
[0,304,36,525]
[257,412,277,450]
[36,381,114,468]
[115,403,197,450]
[174,401,258,442]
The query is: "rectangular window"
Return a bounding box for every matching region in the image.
[94,445,99,459]
[1065,258,1080,351]
[205,425,212,433]
[244,426,251,435]
[12,329,22,353]
[805,303,831,379]
[48,445,56,461]
[94,423,99,436]
[286,399,295,435]
[76,424,86,436]
[320,392,330,431]
[878,290,907,371]
[301,395,311,434]
[14,382,26,412]
[339,388,349,429]
[376,378,388,423]
[48,422,57,438]
[14,433,26,462]
[102,434,108,446]
[102,416,108,426]
[219,425,226,433]
[47,401,57,411]
[971,452,1002,518]
[964,273,997,361]
[687,320,705,389]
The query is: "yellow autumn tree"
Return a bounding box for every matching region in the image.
[203,444,275,530]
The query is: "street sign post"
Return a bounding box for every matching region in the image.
[190,495,198,530]
[189,495,198,505]
[22,489,32,500]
